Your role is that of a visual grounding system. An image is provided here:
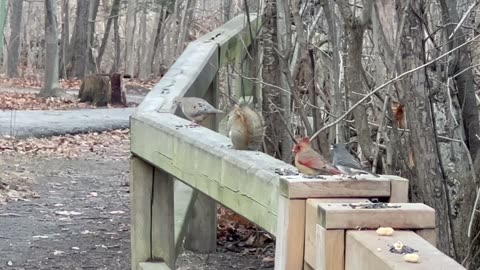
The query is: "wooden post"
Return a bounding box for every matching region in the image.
[184,76,219,253]
[305,198,369,268]
[151,168,175,268]
[130,157,176,270]
[274,196,306,270]
[185,191,217,252]
[388,176,409,203]
[345,230,465,270]
[130,157,154,270]
[316,225,345,270]
[139,262,171,270]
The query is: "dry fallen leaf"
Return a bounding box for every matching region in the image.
[391,101,405,129]
[262,256,274,263]
[53,250,64,256]
[55,210,83,216]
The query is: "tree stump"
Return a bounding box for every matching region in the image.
[79,74,111,106]
[110,72,127,106]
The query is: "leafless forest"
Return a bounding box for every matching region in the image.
[2,0,480,268]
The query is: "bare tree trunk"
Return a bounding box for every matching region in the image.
[261,0,292,161]
[223,0,232,22]
[67,0,89,78]
[320,0,345,144]
[39,0,65,97]
[439,0,480,159]
[397,0,453,256]
[152,6,170,75]
[174,0,194,57]
[336,0,374,159]
[137,0,147,76]
[59,0,69,78]
[97,0,120,72]
[125,0,137,76]
[438,0,480,265]
[110,11,121,73]
[7,0,23,77]
[86,0,100,75]
[0,0,7,63]
[138,0,151,80]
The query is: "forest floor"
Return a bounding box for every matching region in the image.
[0,82,275,270]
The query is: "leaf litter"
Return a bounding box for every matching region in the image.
[217,207,275,266]
[0,125,274,268]
[0,92,95,110]
[0,129,130,205]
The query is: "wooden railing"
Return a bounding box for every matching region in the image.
[129,14,466,270]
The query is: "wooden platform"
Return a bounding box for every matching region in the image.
[346,230,464,270]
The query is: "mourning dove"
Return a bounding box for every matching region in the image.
[172,97,223,126]
[227,104,265,150]
[332,143,380,177]
[292,137,341,176]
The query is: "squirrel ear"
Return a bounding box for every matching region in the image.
[301,137,310,143]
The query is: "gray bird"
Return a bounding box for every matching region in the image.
[172,97,223,126]
[332,143,380,177]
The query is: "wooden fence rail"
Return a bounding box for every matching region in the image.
[129,13,466,270]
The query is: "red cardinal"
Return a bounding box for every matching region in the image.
[292,137,341,176]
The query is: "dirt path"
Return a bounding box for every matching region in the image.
[0,150,273,270]
[0,154,131,270]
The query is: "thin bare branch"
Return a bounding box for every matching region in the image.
[448,0,480,39]
[310,33,480,140]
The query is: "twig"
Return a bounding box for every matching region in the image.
[310,33,480,140]
[448,0,480,39]
[452,63,480,79]
[372,96,389,173]
[468,188,480,238]
[467,135,480,238]
[267,98,297,143]
[0,213,22,217]
[368,122,463,143]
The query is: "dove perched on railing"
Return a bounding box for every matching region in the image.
[172,97,223,126]
[292,137,341,176]
[227,104,266,150]
[332,143,380,177]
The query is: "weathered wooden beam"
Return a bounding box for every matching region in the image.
[185,191,217,252]
[173,180,197,257]
[137,41,218,113]
[388,176,409,203]
[131,112,291,235]
[183,80,218,253]
[305,198,370,268]
[274,197,306,270]
[130,157,154,270]
[139,262,171,270]
[151,168,175,268]
[196,13,260,66]
[316,225,345,270]
[280,176,391,199]
[138,14,260,114]
[345,230,465,270]
[317,203,435,229]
